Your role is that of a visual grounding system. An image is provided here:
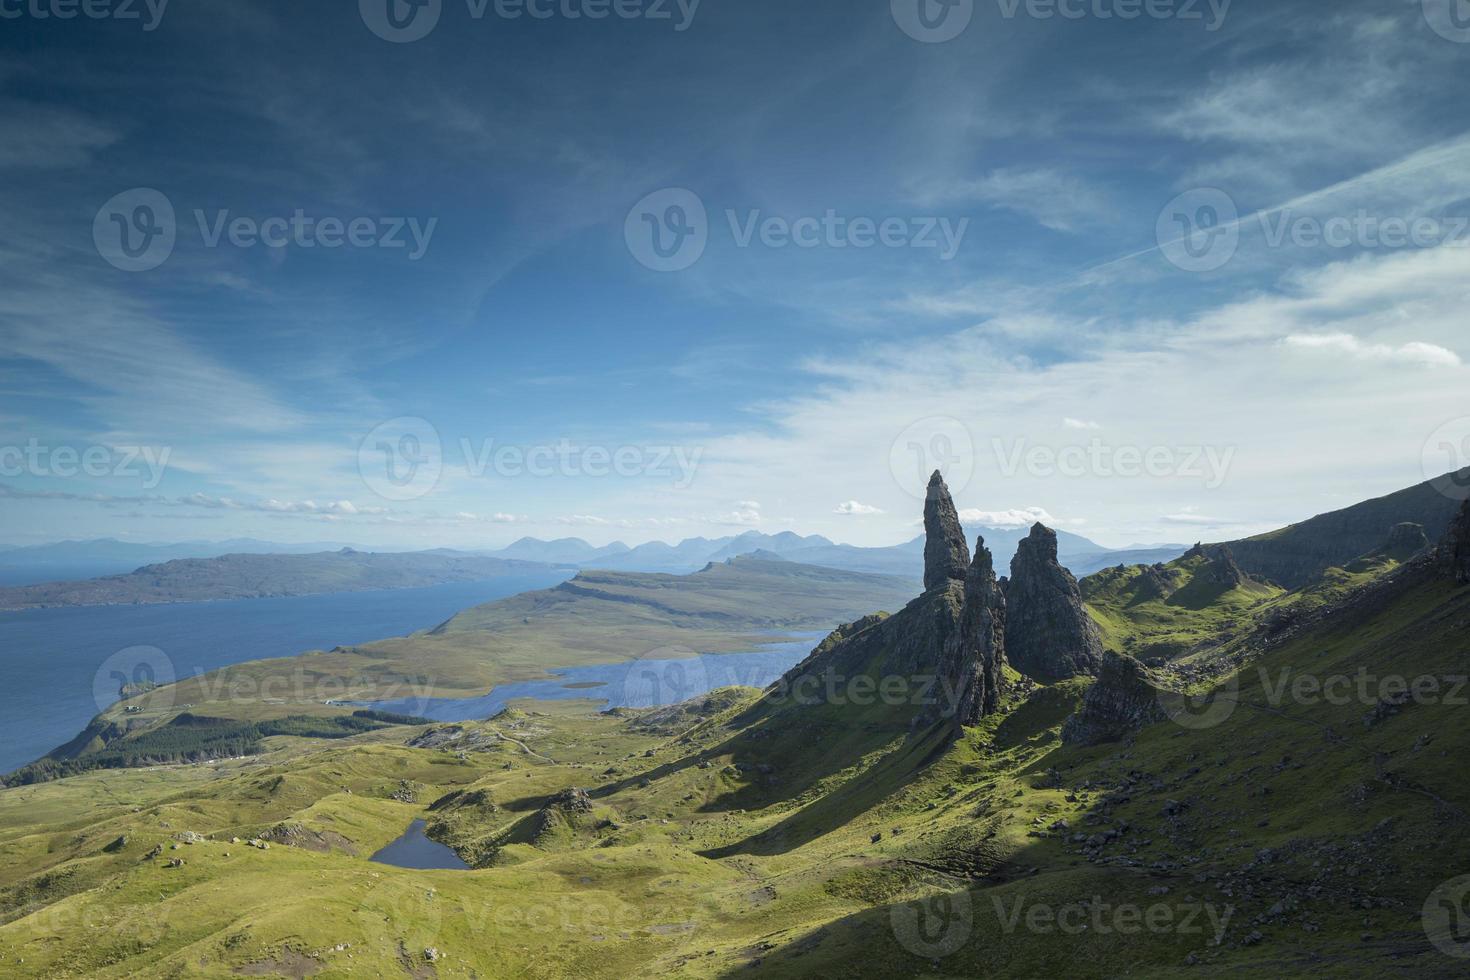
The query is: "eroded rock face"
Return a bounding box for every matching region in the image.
[776,493,1005,734]
[1006,523,1104,682]
[934,536,1007,724]
[1061,652,1168,746]
[1384,522,1429,560]
[1185,543,1248,587]
[923,470,971,593]
[1447,500,1470,585]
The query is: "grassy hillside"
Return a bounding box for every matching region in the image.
[2,537,1468,976]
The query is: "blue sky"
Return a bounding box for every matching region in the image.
[2,0,1469,550]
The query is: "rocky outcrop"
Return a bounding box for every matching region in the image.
[1061,652,1168,746]
[1446,500,1470,586]
[1006,523,1104,682]
[923,471,970,592]
[1219,469,1468,589]
[926,536,1006,725]
[547,787,594,814]
[774,478,1004,733]
[1384,522,1429,560]
[1184,543,1248,587]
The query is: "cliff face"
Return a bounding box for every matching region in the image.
[1061,651,1168,746]
[1446,499,1470,586]
[926,536,1006,725]
[923,470,971,593]
[1005,523,1104,682]
[1220,470,1467,589]
[1183,543,1249,587]
[776,476,1005,733]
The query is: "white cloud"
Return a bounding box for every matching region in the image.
[834,500,884,516]
[1063,418,1101,430]
[960,507,1066,528]
[712,501,763,527]
[1281,332,1460,368]
[912,167,1113,233]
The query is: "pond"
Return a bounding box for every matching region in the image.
[369,820,470,871]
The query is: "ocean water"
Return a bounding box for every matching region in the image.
[364,633,825,722]
[0,572,571,774]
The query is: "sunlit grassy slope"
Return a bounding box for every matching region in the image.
[3,540,1468,977]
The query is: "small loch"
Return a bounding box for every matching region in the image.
[369,820,470,871]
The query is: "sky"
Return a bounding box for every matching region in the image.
[2,0,1469,551]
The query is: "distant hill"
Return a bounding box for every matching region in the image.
[1216,467,1469,589]
[0,550,568,611]
[491,537,631,564]
[487,528,1177,581]
[0,537,355,567]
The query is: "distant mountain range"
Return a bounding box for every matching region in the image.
[482,529,1186,580]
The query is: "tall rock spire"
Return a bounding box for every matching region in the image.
[923,470,970,592]
[1005,522,1104,682]
[941,535,1007,724]
[1447,498,1470,586]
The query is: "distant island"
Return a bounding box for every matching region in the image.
[0,549,568,612]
